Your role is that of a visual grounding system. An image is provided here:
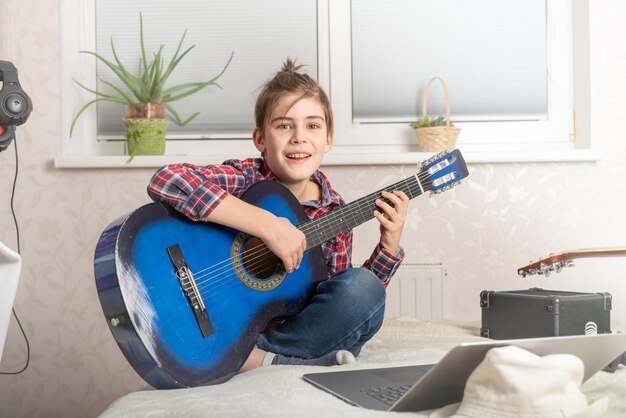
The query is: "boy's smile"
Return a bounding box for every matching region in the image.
[253,93,332,199]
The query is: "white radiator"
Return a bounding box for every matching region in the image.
[384,263,444,320]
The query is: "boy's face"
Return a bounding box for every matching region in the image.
[253,93,332,188]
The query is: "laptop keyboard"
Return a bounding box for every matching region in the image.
[361,384,412,405]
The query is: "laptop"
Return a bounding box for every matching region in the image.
[302,333,626,412]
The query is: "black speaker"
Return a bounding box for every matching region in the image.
[0,60,33,151]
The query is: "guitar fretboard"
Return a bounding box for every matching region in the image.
[298,173,431,249]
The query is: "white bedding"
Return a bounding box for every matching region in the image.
[99,318,626,417]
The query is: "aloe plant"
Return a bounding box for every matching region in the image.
[70,13,233,136]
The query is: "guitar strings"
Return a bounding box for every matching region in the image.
[192,192,432,297]
[192,174,434,296]
[192,173,424,280]
[192,179,434,299]
[190,173,424,287]
[191,173,435,295]
[192,173,435,296]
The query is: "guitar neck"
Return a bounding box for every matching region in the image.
[296,149,468,250]
[558,247,626,260]
[299,174,428,249]
[518,247,626,277]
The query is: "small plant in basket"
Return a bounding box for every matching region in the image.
[409,77,460,152]
[409,115,447,129]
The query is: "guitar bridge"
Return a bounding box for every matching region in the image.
[167,244,214,338]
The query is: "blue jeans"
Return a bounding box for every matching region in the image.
[256,267,386,358]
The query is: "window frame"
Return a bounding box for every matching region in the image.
[56,0,598,169]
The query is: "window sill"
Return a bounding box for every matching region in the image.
[54,147,601,169]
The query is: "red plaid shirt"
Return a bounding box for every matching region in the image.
[147,158,403,285]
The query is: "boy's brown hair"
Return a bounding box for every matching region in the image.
[255,59,333,136]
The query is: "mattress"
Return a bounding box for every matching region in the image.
[98,317,626,417]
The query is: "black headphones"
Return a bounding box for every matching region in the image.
[0,60,33,151]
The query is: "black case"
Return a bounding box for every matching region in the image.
[480,287,612,339]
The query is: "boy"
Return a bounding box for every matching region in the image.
[147,59,409,372]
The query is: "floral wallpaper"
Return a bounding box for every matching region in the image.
[1,1,626,417]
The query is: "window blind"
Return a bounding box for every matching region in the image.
[351,0,548,122]
[95,0,318,137]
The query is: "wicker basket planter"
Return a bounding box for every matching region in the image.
[412,77,460,152]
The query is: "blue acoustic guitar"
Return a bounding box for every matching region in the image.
[94,149,468,389]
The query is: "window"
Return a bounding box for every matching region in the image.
[58,0,594,168]
[329,0,586,156]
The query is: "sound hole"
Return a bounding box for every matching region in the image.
[231,232,286,291]
[242,237,281,279]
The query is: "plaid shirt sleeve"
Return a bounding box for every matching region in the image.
[322,229,404,287]
[147,160,256,221]
[361,243,405,287]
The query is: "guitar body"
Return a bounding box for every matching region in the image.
[94,181,326,388]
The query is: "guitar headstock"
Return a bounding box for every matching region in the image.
[517,253,575,278]
[420,149,469,194]
[518,247,626,278]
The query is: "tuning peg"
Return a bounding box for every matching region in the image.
[539,262,552,277]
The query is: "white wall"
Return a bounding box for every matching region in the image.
[1,1,626,417]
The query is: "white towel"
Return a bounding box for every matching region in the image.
[0,241,21,361]
[430,345,608,418]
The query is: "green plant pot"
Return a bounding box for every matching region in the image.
[124,118,168,159]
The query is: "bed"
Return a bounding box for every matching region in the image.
[98,317,626,417]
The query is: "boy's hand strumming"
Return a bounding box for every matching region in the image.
[261,217,307,273]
